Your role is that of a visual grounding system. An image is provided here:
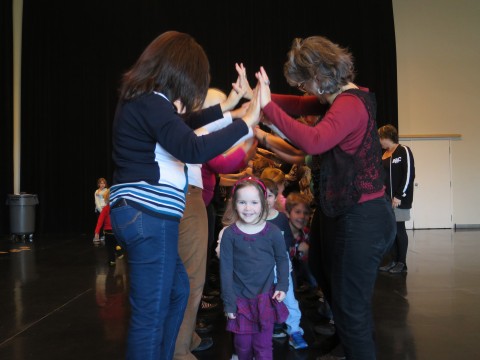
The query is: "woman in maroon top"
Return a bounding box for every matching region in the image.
[243,36,396,360]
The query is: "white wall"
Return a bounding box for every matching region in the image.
[393,0,480,226]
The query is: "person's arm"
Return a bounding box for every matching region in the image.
[256,128,306,165]
[271,94,327,117]
[184,104,224,129]
[208,138,257,173]
[94,191,101,212]
[220,79,246,113]
[394,145,415,200]
[219,167,252,186]
[219,228,237,314]
[271,227,289,293]
[150,98,258,165]
[255,127,304,156]
[207,146,247,174]
[280,214,295,251]
[194,112,233,135]
[215,226,226,258]
[263,95,366,155]
[270,148,305,165]
[255,66,366,155]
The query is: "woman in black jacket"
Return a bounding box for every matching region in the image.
[378,125,415,273]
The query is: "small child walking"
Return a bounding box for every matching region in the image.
[220,176,289,360]
[94,188,123,266]
[94,177,108,243]
[263,179,308,350]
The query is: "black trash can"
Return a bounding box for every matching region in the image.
[6,194,39,241]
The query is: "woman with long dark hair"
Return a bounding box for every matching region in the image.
[109,31,260,360]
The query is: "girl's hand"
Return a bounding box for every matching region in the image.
[392,197,401,208]
[94,233,100,240]
[226,312,237,319]
[273,290,286,302]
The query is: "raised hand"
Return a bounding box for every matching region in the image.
[255,66,272,109]
[233,63,254,100]
[221,77,246,112]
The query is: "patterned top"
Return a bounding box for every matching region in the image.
[220,222,289,314]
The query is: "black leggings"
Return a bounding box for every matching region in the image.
[392,221,408,264]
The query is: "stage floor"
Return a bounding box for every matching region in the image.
[1,229,479,359]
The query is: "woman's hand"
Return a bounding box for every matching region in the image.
[221,77,245,112]
[273,290,286,302]
[233,63,253,100]
[255,66,272,109]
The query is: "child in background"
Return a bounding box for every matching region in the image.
[94,177,108,243]
[220,176,289,360]
[94,189,123,266]
[95,177,108,213]
[260,167,287,213]
[263,179,308,350]
[285,192,318,292]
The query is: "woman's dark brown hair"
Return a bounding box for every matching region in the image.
[119,31,210,115]
[284,36,355,94]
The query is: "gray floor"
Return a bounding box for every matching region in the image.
[0,229,479,359]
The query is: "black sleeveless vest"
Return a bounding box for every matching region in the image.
[311,89,384,217]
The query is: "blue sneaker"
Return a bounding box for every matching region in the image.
[288,331,308,349]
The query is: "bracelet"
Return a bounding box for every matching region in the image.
[263,134,268,148]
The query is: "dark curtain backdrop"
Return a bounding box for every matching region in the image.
[1,0,397,235]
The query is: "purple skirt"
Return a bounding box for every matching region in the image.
[226,290,289,334]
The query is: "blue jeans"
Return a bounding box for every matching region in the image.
[274,257,303,335]
[110,205,189,360]
[313,197,395,360]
